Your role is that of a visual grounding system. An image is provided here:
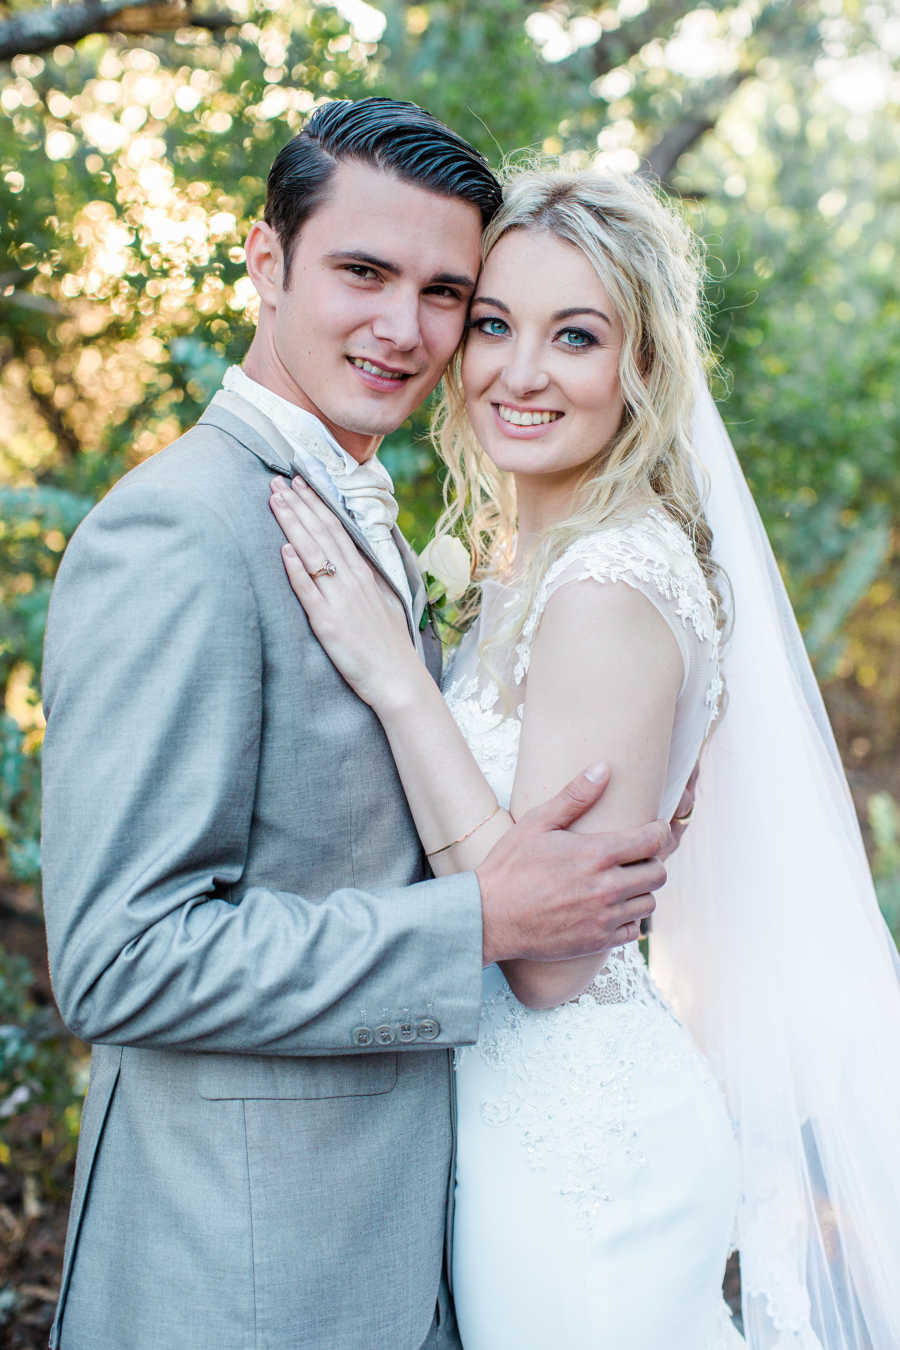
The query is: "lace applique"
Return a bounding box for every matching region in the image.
[706,670,725,713]
[444,671,522,811]
[581,943,668,1006]
[739,1178,825,1348]
[512,510,722,728]
[459,947,724,1237]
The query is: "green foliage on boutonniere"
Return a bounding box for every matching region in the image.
[418,536,472,638]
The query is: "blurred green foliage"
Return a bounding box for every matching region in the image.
[869,793,900,937]
[1,0,898,930]
[0,946,83,1168]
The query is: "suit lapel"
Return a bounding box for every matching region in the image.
[420,613,443,684]
[200,397,423,652]
[392,529,427,629]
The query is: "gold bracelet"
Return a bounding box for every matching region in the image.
[426,803,502,858]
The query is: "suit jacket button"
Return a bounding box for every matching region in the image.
[416,1018,440,1041]
[375,1024,396,1046]
[351,1026,374,1047]
[398,1022,416,1043]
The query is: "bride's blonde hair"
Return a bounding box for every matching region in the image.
[431,167,725,629]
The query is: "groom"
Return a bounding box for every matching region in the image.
[41,98,672,1350]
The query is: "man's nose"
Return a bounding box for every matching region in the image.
[371,291,422,351]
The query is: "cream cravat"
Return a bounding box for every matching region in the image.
[222,367,412,609]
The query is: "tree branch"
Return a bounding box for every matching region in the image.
[640,70,749,182]
[0,0,233,62]
[14,339,84,461]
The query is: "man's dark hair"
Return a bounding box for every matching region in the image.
[264,97,502,279]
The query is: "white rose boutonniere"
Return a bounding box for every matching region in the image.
[417,535,471,631]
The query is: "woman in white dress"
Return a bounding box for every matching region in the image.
[270,170,900,1349]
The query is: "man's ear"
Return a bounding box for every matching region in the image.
[244,221,285,307]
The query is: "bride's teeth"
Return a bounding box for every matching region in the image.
[352,358,404,380]
[497,406,560,426]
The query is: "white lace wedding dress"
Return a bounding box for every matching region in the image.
[445,510,744,1349]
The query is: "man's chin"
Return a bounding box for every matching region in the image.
[325,394,420,441]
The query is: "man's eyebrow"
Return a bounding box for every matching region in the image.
[325,250,476,291]
[325,250,401,275]
[431,271,478,291]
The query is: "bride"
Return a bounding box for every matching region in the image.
[269,169,900,1348]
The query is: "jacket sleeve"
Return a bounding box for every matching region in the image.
[40,477,484,1054]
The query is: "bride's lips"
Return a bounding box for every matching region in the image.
[490,402,565,438]
[347,356,416,393]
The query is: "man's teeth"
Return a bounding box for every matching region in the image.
[351,358,405,380]
[497,405,562,427]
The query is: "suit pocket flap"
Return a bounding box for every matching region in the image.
[197,1052,398,1100]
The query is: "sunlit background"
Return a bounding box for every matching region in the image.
[0,1,898,1334]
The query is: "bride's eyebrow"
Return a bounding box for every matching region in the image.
[470,295,509,311]
[469,297,611,328]
[553,306,612,327]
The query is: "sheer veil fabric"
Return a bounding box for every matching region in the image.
[649,375,900,1348]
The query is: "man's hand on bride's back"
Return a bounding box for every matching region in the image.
[476,764,670,967]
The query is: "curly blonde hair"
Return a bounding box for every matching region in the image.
[430,167,725,632]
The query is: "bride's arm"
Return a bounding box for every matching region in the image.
[268,482,515,873]
[368,576,681,1009]
[499,575,682,1008]
[269,479,671,981]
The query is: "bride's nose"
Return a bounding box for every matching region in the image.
[500,340,550,399]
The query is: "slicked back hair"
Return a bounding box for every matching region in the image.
[264,97,502,283]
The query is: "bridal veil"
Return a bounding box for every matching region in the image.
[650,375,900,1349]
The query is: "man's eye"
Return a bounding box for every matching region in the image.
[345,265,379,281]
[426,285,463,301]
[469,316,509,337]
[557,327,596,349]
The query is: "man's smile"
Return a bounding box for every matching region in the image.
[348,356,415,382]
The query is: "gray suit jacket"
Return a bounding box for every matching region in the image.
[41,391,484,1349]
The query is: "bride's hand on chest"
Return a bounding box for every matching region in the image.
[269,476,423,712]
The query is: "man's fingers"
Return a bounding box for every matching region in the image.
[599,819,671,868]
[672,784,692,822]
[613,918,642,946]
[614,891,657,924]
[525,763,610,831]
[669,759,700,837]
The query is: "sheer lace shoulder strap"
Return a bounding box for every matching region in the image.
[513,508,719,687]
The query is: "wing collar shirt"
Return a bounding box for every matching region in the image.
[222,365,412,610]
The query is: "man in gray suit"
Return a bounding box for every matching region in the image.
[41,99,670,1349]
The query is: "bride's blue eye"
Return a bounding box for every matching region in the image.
[469,316,510,337]
[557,327,596,349]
